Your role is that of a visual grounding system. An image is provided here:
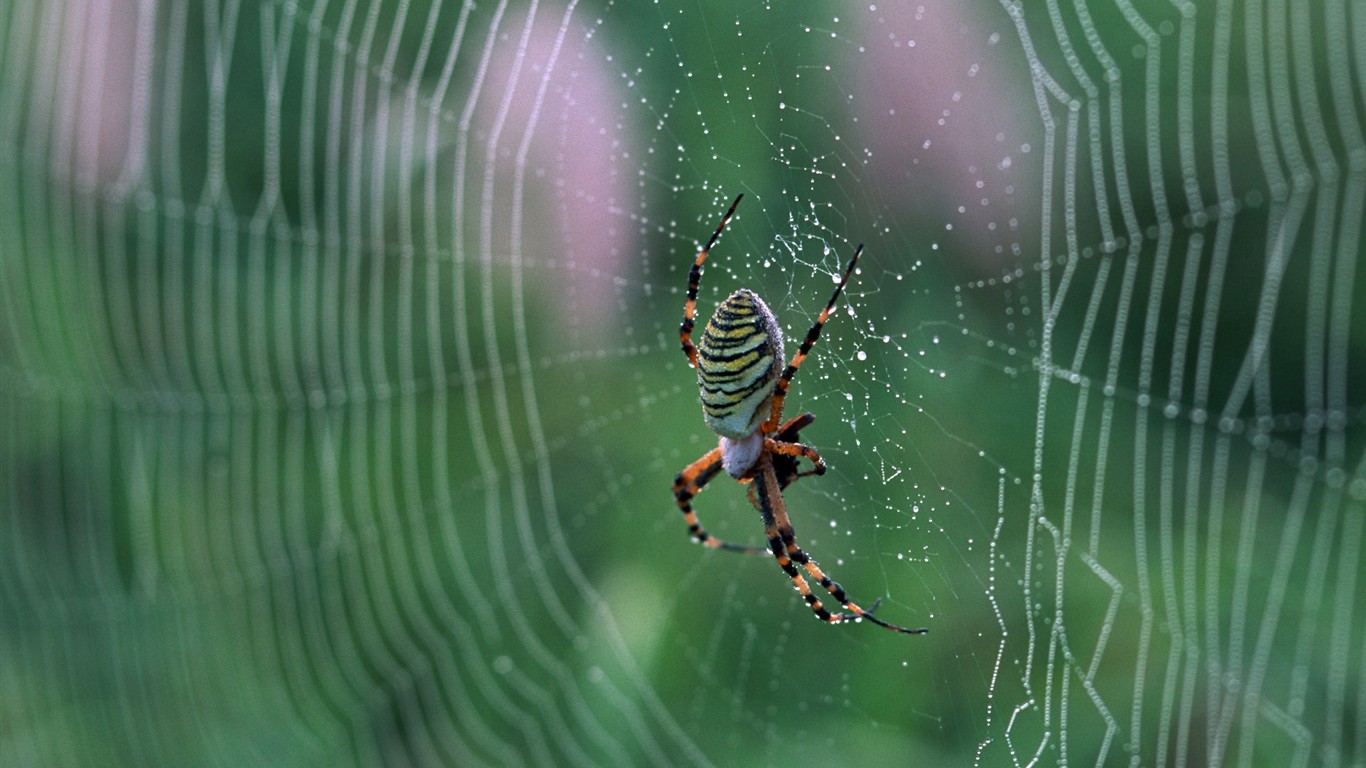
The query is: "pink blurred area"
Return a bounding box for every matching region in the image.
[30,0,636,323]
[23,0,1031,319]
[470,1,635,322]
[852,2,1038,276]
[26,0,149,194]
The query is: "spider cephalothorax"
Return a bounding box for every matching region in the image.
[672,193,926,635]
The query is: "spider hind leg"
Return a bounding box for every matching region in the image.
[752,452,927,635]
[674,447,766,555]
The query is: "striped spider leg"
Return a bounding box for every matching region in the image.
[751,449,927,634]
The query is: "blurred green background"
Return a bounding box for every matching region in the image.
[3,0,1364,765]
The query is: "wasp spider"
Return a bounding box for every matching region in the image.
[673,194,926,635]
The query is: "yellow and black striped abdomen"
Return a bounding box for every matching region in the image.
[696,289,785,439]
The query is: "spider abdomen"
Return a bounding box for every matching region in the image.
[696,289,784,440]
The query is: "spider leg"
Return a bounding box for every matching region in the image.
[752,453,927,634]
[764,437,827,476]
[770,414,823,490]
[762,244,863,434]
[674,447,765,554]
[680,193,745,369]
[773,413,815,441]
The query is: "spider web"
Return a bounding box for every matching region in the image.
[2,0,1365,765]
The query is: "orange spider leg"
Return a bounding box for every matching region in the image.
[767,413,825,490]
[674,447,765,554]
[750,455,841,625]
[762,244,863,434]
[773,412,815,439]
[752,453,927,634]
[764,437,826,476]
[680,193,745,369]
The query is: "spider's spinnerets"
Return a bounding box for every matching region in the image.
[696,289,784,441]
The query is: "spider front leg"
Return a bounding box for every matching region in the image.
[751,452,927,634]
[679,193,744,369]
[768,413,826,490]
[764,435,826,477]
[762,244,863,434]
[674,448,766,554]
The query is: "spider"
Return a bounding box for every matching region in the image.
[673,194,927,635]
